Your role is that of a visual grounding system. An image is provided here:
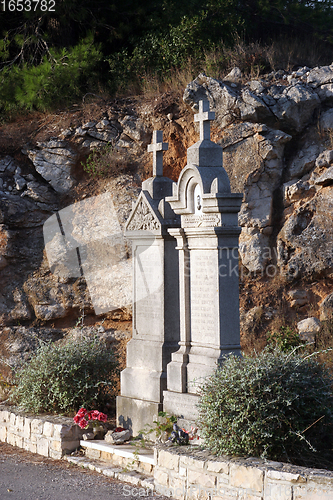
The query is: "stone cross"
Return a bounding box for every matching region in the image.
[194,100,215,141]
[147,130,168,176]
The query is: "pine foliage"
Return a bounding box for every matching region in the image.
[1,1,333,115]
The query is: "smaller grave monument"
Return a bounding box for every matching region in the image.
[116,131,180,435]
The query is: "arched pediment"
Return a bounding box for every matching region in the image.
[166,164,231,215]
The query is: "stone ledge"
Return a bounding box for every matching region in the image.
[80,439,154,475]
[65,456,154,489]
[80,439,155,465]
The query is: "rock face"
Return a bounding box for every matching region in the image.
[277,186,333,279]
[1,62,333,329]
[26,140,78,193]
[183,67,333,284]
[0,152,138,325]
[220,122,291,272]
[319,292,333,320]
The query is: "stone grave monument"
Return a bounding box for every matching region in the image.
[116,131,181,436]
[163,100,243,422]
[117,101,243,434]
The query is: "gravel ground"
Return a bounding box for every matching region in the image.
[0,442,166,500]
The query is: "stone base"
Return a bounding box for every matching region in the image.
[120,366,166,402]
[116,395,162,437]
[163,390,200,423]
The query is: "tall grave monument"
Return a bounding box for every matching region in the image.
[116,131,181,435]
[163,100,243,421]
[117,102,243,434]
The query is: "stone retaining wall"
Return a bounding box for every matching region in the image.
[2,406,333,499]
[154,447,333,500]
[0,406,83,459]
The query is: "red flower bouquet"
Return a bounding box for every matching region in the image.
[73,408,108,430]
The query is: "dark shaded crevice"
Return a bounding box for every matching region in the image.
[268,132,304,256]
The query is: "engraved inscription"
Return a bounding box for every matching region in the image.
[134,244,163,339]
[182,213,221,228]
[190,252,217,344]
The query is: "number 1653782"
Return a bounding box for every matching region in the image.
[1,0,55,11]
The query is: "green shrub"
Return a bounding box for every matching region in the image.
[10,335,119,415]
[198,349,333,465]
[140,411,178,442]
[267,326,302,352]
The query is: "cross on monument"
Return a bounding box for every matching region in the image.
[147,130,168,177]
[194,100,215,141]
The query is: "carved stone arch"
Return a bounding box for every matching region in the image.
[185,169,204,215]
[166,165,204,214]
[166,164,231,215]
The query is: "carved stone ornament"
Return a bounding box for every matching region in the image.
[126,197,161,231]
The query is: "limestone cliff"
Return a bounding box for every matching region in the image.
[1,63,333,380]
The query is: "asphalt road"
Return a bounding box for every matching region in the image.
[0,442,164,500]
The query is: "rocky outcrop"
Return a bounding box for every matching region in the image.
[0,154,60,324]
[183,67,333,284]
[277,148,333,280]
[63,115,149,153]
[26,140,78,194]
[1,62,333,328]
[183,72,321,133]
[0,145,138,324]
[306,63,333,103]
[220,123,291,272]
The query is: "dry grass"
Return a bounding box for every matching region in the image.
[130,34,333,101]
[140,62,199,100]
[266,36,332,72]
[82,143,138,178]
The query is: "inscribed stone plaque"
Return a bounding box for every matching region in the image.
[190,250,218,345]
[182,213,222,228]
[134,243,163,339]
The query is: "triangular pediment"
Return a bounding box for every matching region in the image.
[125,191,162,232]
